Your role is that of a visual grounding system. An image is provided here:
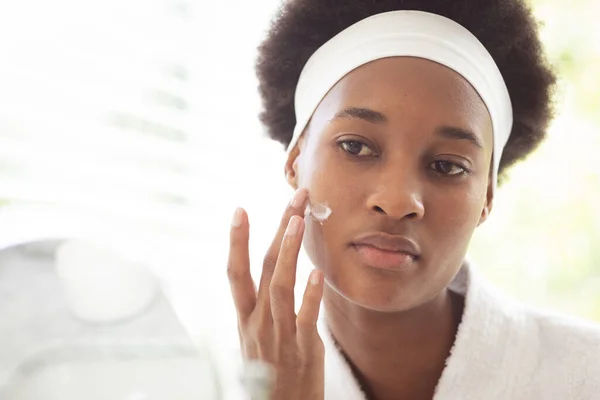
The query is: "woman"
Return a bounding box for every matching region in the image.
[227,1,600,399]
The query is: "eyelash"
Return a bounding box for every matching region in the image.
[337,139,470,177]
[429,160,470,176]
[337,139,378,158]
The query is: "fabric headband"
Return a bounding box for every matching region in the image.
[289,10,513,188]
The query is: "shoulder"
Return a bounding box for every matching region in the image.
[484,277,600,368]
[471,268,600,355]
[509,300,600,397]
[469,271,600,397]
[524,305,600,360]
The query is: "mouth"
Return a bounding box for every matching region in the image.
[351,232,420,271]
[352,244,417,271]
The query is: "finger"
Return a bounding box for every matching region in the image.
[227,208,256,321]
[238,323,258,360]
[297,269,324,351]
[270,215,304,335]
[257,188,308,303]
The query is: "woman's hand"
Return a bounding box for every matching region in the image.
[227,188,325,400]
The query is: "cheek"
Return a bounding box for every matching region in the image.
[426,184,486,247]
[298,152,365,269]
[299,149,361,211]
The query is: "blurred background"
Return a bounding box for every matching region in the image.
[0,0,598,398]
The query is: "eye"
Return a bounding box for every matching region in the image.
[339,140,377,157]
[430,160,468,176]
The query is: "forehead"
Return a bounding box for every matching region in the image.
[310,57,493,145]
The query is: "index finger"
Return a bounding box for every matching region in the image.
[256,188,308,303]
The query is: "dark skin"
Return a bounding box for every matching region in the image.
[285,57,495,400]
[229,57,496,400]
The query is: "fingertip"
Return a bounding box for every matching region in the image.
[290,187,309,209]
[231,207,249,229]
[302,270,324,309]
[309,269,323,286]
[297,272,324,330]
[230,209,250,249]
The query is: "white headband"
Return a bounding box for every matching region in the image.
[289,10,513,188]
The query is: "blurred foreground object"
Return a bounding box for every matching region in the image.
[0,240,222,400]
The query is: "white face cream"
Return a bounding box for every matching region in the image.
[304,199,332,224]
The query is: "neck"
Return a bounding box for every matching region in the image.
[323,287,464,400]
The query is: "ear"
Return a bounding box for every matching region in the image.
[477,181,494,226]
[284,142,301,190]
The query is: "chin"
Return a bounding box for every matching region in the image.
[324,266,430,313]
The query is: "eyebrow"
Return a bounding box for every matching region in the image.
[331,107,388,124]
[331,107,483,149]
[435,126,483,149]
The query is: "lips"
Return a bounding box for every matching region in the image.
[351,232,420,271]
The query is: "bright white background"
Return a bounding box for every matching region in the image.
[0,1,306,394]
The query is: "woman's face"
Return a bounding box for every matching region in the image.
[287,57,494,312]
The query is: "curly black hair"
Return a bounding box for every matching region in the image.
[256,0,556,180]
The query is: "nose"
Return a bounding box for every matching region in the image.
[366,166,425,220]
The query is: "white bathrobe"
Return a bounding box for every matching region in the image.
[319,262,600,400]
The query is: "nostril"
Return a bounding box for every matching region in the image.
[372,205,420,219]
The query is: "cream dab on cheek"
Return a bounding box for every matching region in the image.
[304,199,332,224]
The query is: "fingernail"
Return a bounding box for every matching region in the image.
[232,208,243,227]
[310,270,322,285]
[290,189,307,208]
[286,216,301,236]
